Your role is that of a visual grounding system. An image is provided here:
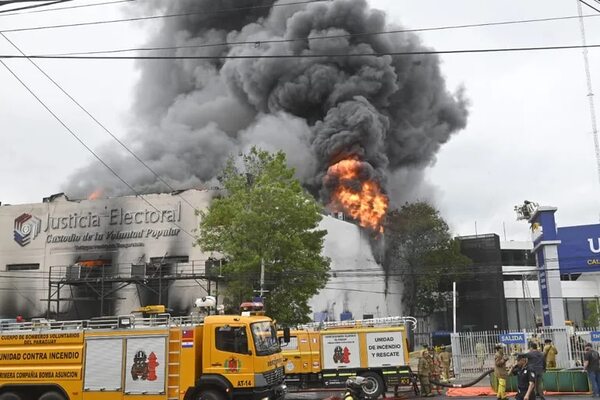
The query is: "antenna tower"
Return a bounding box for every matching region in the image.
[577,1,600,189]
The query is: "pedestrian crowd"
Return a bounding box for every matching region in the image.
[495,338,596,400]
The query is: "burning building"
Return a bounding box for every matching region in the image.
[39,0,468,319]
[0,190,399,320]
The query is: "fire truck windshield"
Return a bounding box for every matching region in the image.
[250,321,280,356]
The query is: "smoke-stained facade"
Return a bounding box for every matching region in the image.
[0,190,397,320]
[64,0,467,211]
[0,190,214,319]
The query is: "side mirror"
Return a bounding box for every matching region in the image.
[283,327,291,344]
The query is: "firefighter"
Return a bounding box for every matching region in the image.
[418,349,435,397]
[494,344,509,400]
[439,346,451,382]
[430,346,442,394]
[543,339,558,369]
[475,341,486,370]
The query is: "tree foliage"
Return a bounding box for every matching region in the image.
[584,301,600,328]
[384,202,471,317]
[197,148,330,324]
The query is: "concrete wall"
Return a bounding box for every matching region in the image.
[504,276,600,299]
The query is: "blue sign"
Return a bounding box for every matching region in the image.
[532,209,558,246]
[535,250,552,326]
[557,224,600,273]
[591,332,600,342]
[499,333,526,344]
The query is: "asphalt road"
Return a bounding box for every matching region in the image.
[285,390,592,400]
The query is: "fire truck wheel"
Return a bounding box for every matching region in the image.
[38,391,65,400]
[360,372,385,398]
[198,389,225,400]
[0,392,22,400]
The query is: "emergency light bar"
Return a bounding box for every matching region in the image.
[240,302,265,316]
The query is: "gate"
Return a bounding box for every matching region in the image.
[450,327,574,379]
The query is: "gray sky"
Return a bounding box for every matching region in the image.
[1,0,600,240]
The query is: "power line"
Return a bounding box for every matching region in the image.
[0,0,329,33]
[44,13,600,57]
[0,263,590,282]
[0,59,197,240]
[0,0,56,5]
[0,0,71,14]
[0,0,132,17]
[322,286,402,295]
[0,32,201,215]
[5,43,600,60]
[580,0,600,13]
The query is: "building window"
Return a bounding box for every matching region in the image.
[516,299,537,330]
[6,263,40,271]
[149,256,189,264]
[501,250,535,266]
[507,299,519,330]
[566,299,585,327]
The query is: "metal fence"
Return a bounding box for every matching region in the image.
[450,327,600,379]
[569,328,600,366]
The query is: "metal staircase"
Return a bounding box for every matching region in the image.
[522,273,539,327]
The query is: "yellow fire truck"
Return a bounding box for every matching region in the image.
[278,317,418,398]
[0,309,285,400]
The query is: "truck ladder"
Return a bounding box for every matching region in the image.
[168,329,182,400]
[299,316,417,331]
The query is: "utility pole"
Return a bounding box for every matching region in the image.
[259,258,265,298]
[254,258,269,300]
[452,281,457,333]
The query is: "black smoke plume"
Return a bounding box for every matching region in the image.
[65,0,468,206]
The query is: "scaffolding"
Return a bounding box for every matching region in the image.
[45,259,221,319]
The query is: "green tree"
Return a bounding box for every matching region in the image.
[384,202,471,317]
[197,148,330,324]
[584,300,600,327]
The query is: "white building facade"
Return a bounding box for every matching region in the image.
[0,190,214,318]
[502,240,600,329]
[0,190,400,321]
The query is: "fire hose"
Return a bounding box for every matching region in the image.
[429,369,494,388]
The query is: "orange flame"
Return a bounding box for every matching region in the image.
[326,158,388,233]
[88,189,103,200]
